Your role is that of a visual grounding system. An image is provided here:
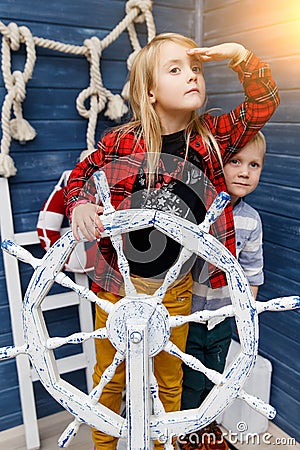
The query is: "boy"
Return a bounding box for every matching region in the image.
[180,131,266,450]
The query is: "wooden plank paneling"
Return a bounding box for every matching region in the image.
[247,183,300,219]
[259,270,300,300]
[260,311,299,343]
[5,120,110,153]
[260,154,300,189]
[11,151,80,183]
[0,331,13,347]
[203,0,300,442]
[259,324,300,373]
[204,0,300,40]
[204,21,300,60]
[0,360,19,390]
[0,88,123,120]
[0,385,21,422]
[270,386,300,439]
[0,1,128,30]
[259,211,300,252]
[262,123,300,156]
[263,243,299,284]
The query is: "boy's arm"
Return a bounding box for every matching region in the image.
[236,206,264,288]
[251,285,259,300]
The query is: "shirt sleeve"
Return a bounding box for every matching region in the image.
[237,211,264,286]
[202,51,280,163]
[64,139,107,219]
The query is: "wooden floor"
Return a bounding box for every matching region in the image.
[0,411,299,450]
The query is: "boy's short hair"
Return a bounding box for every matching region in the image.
[251,131,266,163]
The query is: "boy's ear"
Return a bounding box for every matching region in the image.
[148,91,156,104]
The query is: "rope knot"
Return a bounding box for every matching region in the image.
[0,153,17,178]
[6,22,21,51]
[126,0,153,21]
[11,70,26,103]
[84,36,102,61]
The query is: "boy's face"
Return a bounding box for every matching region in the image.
[224,140,265,206]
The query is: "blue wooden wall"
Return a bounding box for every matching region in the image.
[1,0,299,443]
[0,0,197,433]
[202,0,300,442]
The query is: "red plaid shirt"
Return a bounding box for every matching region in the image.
[65,51,279,293]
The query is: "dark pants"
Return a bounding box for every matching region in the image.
[181,318,232,409]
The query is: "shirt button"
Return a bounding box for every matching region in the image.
[237,241,241,246]
[195,142,200,147]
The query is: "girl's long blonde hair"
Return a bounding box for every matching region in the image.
[117,33,222,185]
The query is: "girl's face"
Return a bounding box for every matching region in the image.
[149,41,206,128]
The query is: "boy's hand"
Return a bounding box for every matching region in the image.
[187,43,247,63]
[72,202,104,241]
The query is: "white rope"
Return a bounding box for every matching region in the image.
[0,1,155,177]
[0,22,37,176]
[122,0,156,99]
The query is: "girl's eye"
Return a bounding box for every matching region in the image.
[170,67,180,74]
[192,66,202,73]
[230,159,239,165]
[250,162,259,168]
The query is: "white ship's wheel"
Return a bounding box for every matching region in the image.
[1,170,299,449]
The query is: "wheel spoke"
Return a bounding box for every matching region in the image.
[149,365,165,416]
[110,235,137,296]
[163,341,223,386]
[55,272,113,314]
[169,305,233,328]
[46,328,108,350]
[90,351,125,404]
[154,247,193,301]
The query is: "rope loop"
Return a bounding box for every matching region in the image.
[76,87,106,119]
[126,0,152,18]
[127,49,140,71]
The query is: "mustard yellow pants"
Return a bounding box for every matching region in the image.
[92,273,192,449]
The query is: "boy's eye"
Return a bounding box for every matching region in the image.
[230,159,239,165]
[250,162,259,168]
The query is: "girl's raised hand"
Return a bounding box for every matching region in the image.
[187,43,247,63]
[71,202,104,242]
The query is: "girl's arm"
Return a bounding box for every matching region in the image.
[191,43,280,160]
[187,42,248,64]
[65,139,107,241]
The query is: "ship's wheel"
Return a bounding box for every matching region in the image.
[1,170,299,449]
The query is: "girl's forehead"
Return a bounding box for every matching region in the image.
[160,40,190,54]
[158,40,200,64]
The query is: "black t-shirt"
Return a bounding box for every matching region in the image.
[124,130,207,278]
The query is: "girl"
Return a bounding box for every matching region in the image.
[65,33,279,449]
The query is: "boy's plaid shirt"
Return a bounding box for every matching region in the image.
[65,51,279,293]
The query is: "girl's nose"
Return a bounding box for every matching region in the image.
[187,69,197,82]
